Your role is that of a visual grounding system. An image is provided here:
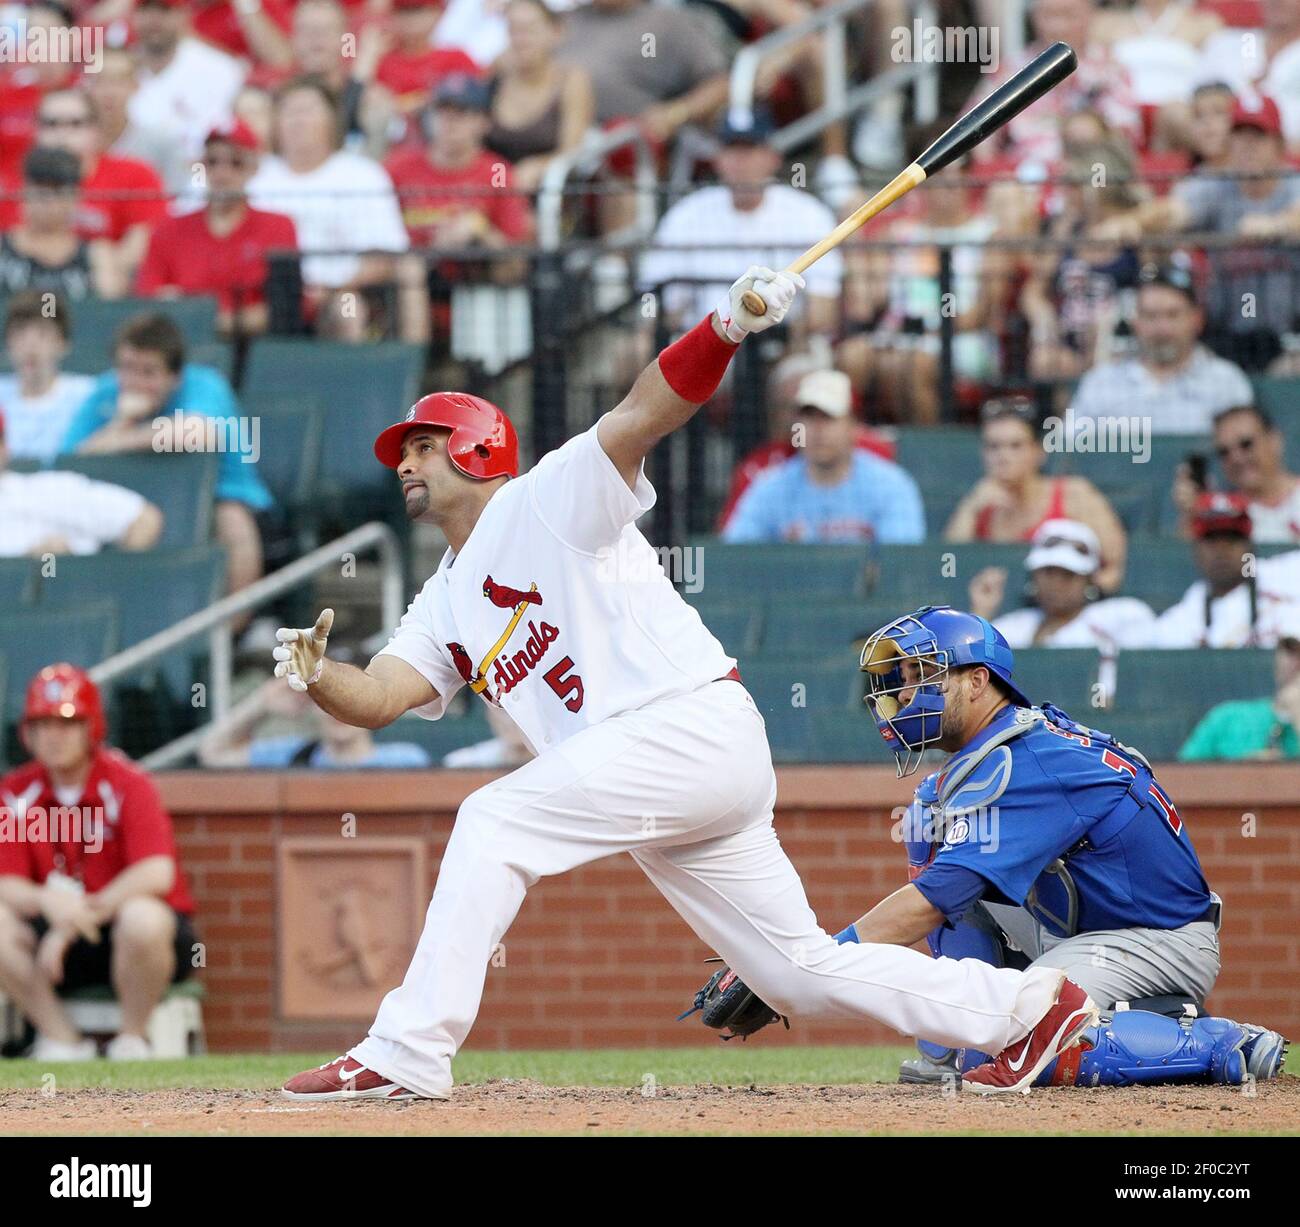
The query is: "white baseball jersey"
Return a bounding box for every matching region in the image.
[1141,550,1300,648]
[995,597,1157,653]
[378,418,735,754]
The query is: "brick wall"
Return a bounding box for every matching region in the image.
[161,766,1300,1052]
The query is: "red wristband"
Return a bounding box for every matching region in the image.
[657,314,739,404]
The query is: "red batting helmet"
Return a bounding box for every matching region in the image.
[373,393,518,480]
[21,663,106,745]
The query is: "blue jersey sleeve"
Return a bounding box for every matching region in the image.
[912,860,988,923]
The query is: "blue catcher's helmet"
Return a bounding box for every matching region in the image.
[859,605,1031,776]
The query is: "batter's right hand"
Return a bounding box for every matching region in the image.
[273,608,334,692]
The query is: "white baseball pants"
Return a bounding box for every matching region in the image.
[350,680,1063,1098]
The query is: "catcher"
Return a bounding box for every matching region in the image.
[685,605,1288,1088]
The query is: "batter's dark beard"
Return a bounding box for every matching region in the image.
[404,487,430,519]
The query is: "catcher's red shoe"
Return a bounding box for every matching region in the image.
[282,1055,421,1101]
[963,978,1100,1095]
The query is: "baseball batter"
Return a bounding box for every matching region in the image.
[278,269,1094,1102]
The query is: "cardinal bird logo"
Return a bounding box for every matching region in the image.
[483,575,543,609]
[447,642,475,685]
[450,576,553,701]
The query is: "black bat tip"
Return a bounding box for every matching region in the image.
[1043,40,1079,72]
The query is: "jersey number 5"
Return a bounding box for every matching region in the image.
[544,657,585,713]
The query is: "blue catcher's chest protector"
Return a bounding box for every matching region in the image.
[921,703,1213,937]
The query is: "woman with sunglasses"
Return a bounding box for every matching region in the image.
[946,396,1129,592]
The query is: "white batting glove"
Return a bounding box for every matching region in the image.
[273,608,334,692]
[714,265,806,342]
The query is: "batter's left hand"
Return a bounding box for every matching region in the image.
[715,266,805,342]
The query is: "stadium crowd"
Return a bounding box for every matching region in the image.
[0,0,1297,770]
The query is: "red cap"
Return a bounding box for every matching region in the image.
[1191,492,1252,539]
[205,118,260,153]
[22,663,106,746]
[1231,94,1282,137]
[374,392,518,481]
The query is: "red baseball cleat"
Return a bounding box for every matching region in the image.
[282,1055,422,1101]
[963,978,1100,1095]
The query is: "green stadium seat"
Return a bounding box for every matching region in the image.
[11,297,220,374]
[0,558,37,606]
[0,602,117,730]
[872,542,1029,609]
[1113,649,1275,713]
[1248,376,1300,425]
[1008,648,1102,711]
[762,599,888,656]
[804,708,899,765]
[47,453,218,548]
[1046,436,1210,534]
[691,542,874,601]
[684,598,761,656]
[1089,711,1200,764]
[740,658,862,723]
[894,428,984,501]
[252,401,324,510]
[241,341,423,502]
[38,547,224,654]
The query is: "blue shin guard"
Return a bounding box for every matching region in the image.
[1035,1010,1267,1087]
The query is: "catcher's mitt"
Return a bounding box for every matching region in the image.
[678,959,789,1041]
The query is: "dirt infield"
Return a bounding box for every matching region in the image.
[2,1078,1297,1136]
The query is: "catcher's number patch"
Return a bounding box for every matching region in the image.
[944,817,971,847]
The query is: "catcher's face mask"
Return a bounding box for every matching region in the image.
[860,612,951,777]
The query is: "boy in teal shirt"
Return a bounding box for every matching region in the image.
[61,312,271,593]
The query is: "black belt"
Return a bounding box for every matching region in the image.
[1198,900,1221,928]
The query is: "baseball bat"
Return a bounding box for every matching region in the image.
[739,40,1078,317]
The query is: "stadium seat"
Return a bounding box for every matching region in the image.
[38,547,225,655]
[1009,648,1102,712]
[55,297,220,374]
[805,708,898,765]
[741,657,863,721]
[1092,711,1202,764]
[1046,436,1210,534]
[894,428,984,499]
[692,543,874,601]
[762,599,880,656]
[252,401,324,511]
[683,597,761,656]
[872,542,1030,608]
[0,558,37,606]
[241,341,423,503]
[48,453,218,548]
[0,603,118,731]
[1113,649,1275,713]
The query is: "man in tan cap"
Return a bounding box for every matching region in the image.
[721,369,924,544]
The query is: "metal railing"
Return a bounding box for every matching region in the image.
[728,0,941,153]
[89,522,405,770]
[537,124,659,250]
